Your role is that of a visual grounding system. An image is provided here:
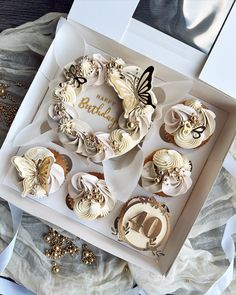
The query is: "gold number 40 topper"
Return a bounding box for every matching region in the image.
[112,196,170,258]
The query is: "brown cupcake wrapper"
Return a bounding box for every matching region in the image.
[89,172,104,180]
[66,194,74,210]
[49,148,70,176]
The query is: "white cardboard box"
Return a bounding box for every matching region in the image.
[200,2,236,98]
[1,1,236,275]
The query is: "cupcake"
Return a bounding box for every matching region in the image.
[113,196,170,251]
[67,172,116,221]
[163,99,216,149]
[141,149,192,196]
[11,146,68,198]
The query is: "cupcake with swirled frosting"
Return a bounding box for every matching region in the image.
[11,147,68,198]
[109,129,133,154]
[141,149,192,196]
[66,172,116,221]
[162,99,216,149]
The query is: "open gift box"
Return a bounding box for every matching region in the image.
[1,0,236,275]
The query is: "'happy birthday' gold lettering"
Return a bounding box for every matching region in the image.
[96,94,116,106]
[79,97,118,130]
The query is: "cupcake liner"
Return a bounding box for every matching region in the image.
[162,100,215,149]
[49,148,71,176]
[142,148,192,197]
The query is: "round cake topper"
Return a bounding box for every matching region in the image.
[112,196,170,253]
[48,54,158,162]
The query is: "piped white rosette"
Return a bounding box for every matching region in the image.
[68,172,116,221]
[48,53,158,163]
[141,149,192,196]
[11,147,65,198]
[164,99,216,149]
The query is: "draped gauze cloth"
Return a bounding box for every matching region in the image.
[0,13,235,295]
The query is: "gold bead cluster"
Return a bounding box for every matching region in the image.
[110,139,121,153]
[105,57,124,71]
[81,244,96,265]
[43,228,96,273]
[81,188,105,204]
[44,228,80,273]
[84,134,104,153]
[154,166,185,184]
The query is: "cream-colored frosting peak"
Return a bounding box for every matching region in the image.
[109,129,133,154]
[76,54,108,86]
[119,105,154,140]
[141,149,192,196]
[73,199,102,221]
[68,172,116,220]
[53,84,77,105]
[164,99,216,149]
[153,149,184,171]
[48,102,78,122]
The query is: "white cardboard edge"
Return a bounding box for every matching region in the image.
[1,19,236,276]
[121,19,207,78]
[68,0,140,41]
[0,185,161,274]
[199,2,236,98]
[160,112,236,274]
[68,0,206,79]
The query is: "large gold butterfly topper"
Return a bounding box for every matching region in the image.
[108,66,157,118]
[12,155,54,197]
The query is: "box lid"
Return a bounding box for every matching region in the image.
[68,0,206,78]
[68,0,140,41]
[199,2,236,99]
[68,0,236,99]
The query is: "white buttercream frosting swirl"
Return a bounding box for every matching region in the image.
[164,99,216,149]
[48,102,78,123]
[119,104,153,140]
[153,149,183,171]
[68,172,116,220]
[76,53,108,86]
[109,129,133,154]
[53,84,77,105]
[141,149,192,196]
[12,147,65,198]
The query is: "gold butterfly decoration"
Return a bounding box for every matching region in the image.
[12,156,54,197]
[108,66,157,118]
